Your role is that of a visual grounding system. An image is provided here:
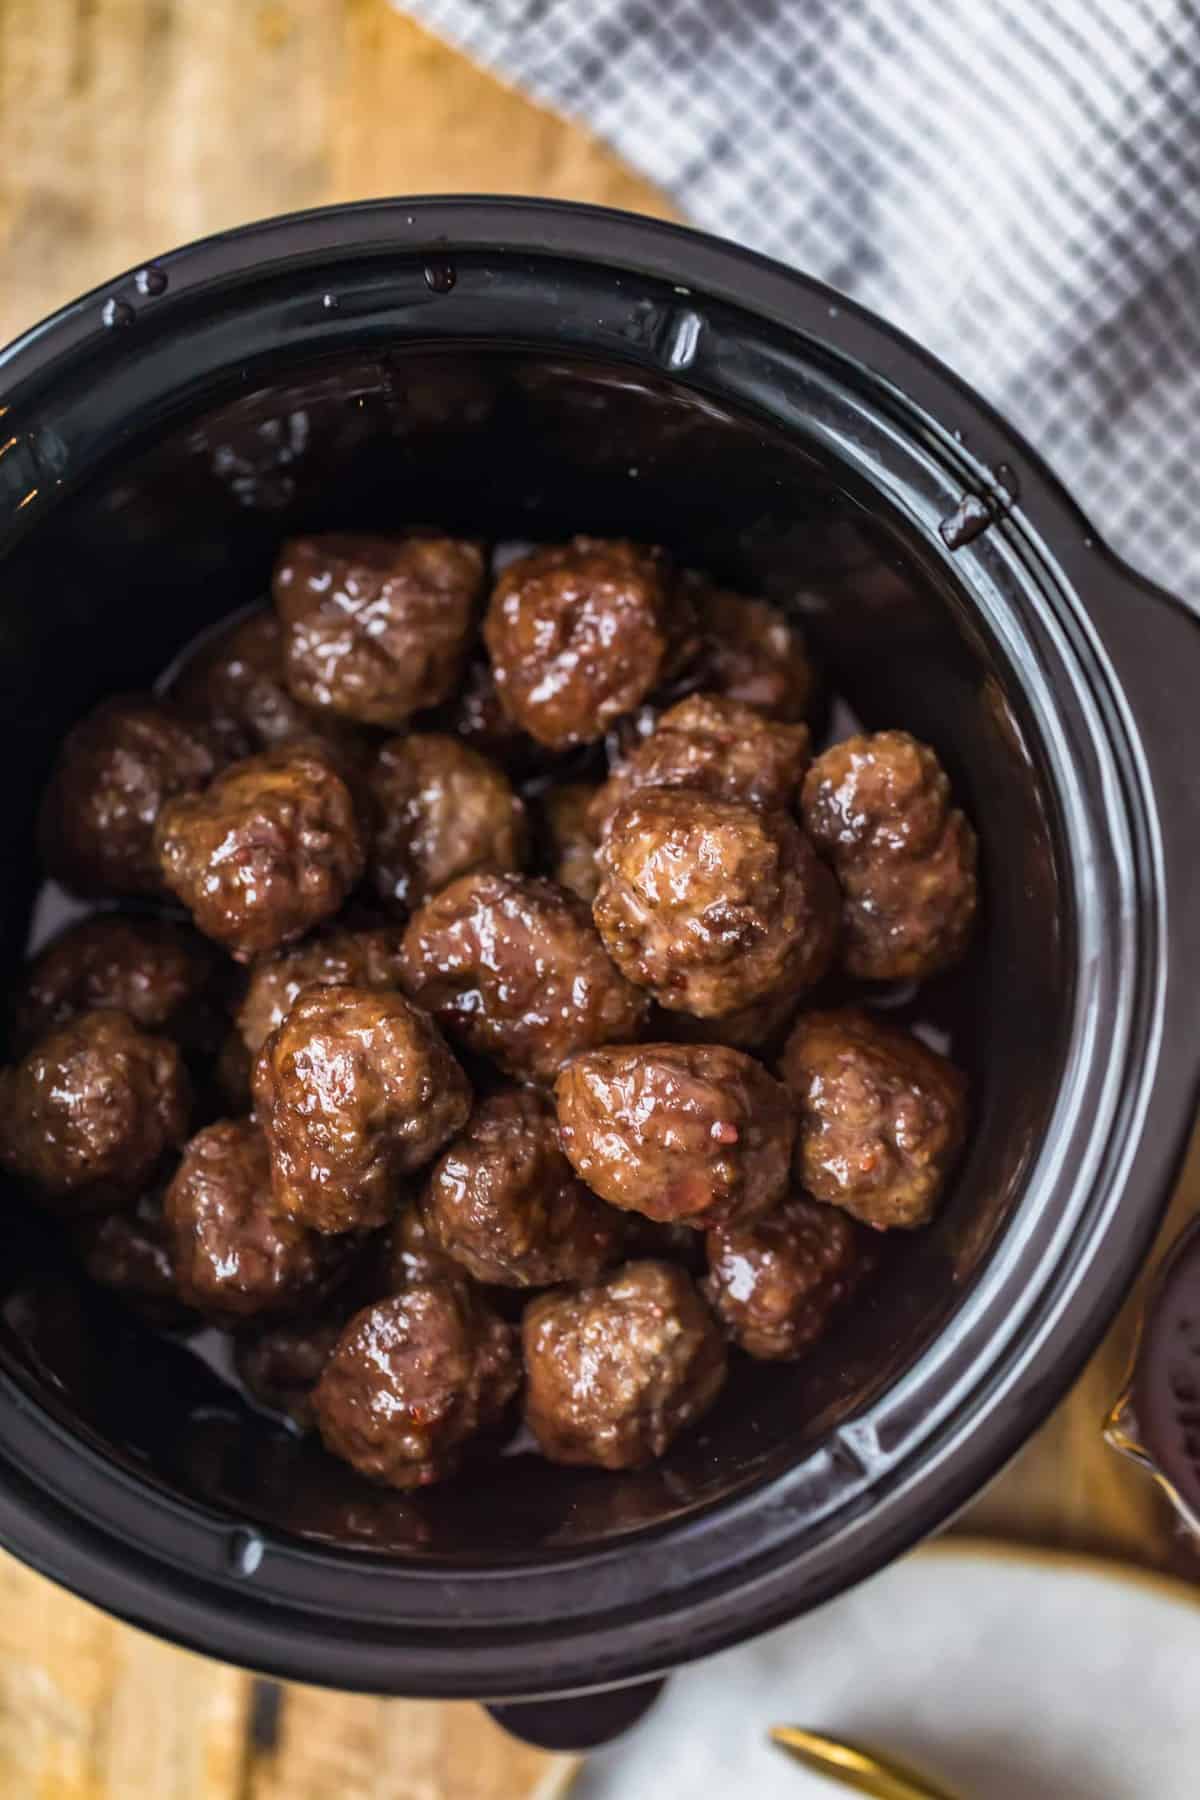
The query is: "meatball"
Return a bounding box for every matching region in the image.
[422,1089,626,1287]
[483,537,674,749]
[555,1043,794,1231]
[236,922,407,1055]
[10,914,224,1058]
[165,1119,347,1318]
[802,730,978,980]
[154,741,367,960]
[0,1010,190,1211]
[690,579,816,722]
[594,788,838,1018]
[39,696,217,897]
[703,1192,873,1360]
[368,733,526,914]
[272,532,484,728]
[780,1008,967,1230]
[252,985,471,1234]
[75,1189,192,1327]
[169,607,332,761]
[588,694,810,841]
[539,782,601,904]
[235,1315,345,1428]
[523,1261,726,1469]
[400,871,648,1084]
[214,1031,254,1114]
[313,1284,519,1488]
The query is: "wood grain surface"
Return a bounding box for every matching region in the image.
[0,1,1194,1795]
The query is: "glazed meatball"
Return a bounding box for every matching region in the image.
[170,606,360,762]
[75,1189,192,1327]
[0,1010,190,1211]
[555,1043,794,1231]
[703,1192,873,1360]
[588,694,810,840]
[594,789,839,1018]
[400,871,648,1084]
[39,696,217,897]
[484,538,674,749]
[313,1284,519,1488]
[523,1261,726,1469]
[273,532,484,728]
[10,914,224,1057]
[235,1315,345,1428]
[165,1119,345,1318]
[539,782,601,904]
[368,733,526,914]
[780,1008,967,1230]
[155,741,367,960]
[236,922,407,1055]
[802,730,978,980]
[690,580,816,722]
[422,1089,626,1287]
[253,985,471,1234]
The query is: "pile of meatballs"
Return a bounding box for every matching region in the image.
[0,531,977,1489]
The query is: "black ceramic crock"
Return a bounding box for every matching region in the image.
[0,199,1197,1719]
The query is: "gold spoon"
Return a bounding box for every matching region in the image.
[770,1726,959,1800]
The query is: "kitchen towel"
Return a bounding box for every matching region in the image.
[397,0,1200,600]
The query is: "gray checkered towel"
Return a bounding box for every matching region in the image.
[398,0,1200,599]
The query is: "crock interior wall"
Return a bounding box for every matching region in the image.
[0,347,1068,1554]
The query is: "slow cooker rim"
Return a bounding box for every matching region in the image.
[0,198,1190,1697]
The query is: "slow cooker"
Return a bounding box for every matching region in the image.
[0,199,1196,1733]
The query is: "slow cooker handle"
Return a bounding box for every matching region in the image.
[485,1677,667,1749]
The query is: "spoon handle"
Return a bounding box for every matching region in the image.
[770,1726,959,1800]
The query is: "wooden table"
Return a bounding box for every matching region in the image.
[0,3,1194,1794]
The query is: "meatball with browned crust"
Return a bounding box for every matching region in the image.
[538,782,601,904]
[273,533,484,728]
[236,923,407,1055]
[169,607,343,762]
[400,871,648,1084]
[75,1190,194,1327]
[589,694,810,842]
[422,1089,626,1287]
[10,914,225,1057]
[235,1315,345,1428]
[594,789,838,1018]
[484,538,674,749]
[368,733,526,915]
[165,1119,348,1318]
[704,1192,874,1360]
[253,985,471,1234]
[39,696,218,898]
[0,1010,190,1212]
[155,741,367,960]
[780,1008,967,1230]
[523,1261,726,1469]
[555,1043,794,1231]
[689,579,816,723]
[802,730,978,981]
[313,1283,519,1487]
